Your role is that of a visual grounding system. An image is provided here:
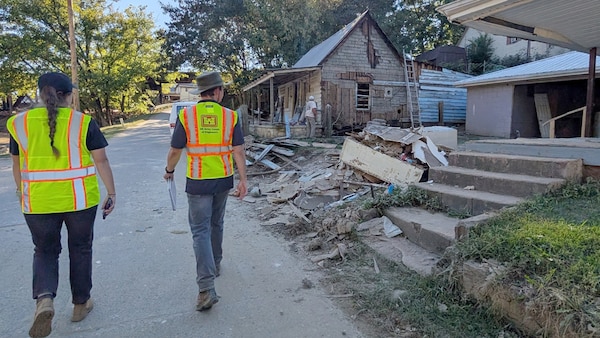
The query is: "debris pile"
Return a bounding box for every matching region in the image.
[242,122,452,263]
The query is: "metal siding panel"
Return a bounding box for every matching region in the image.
[418,69,470,123]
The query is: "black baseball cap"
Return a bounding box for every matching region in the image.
[38,72,77,93]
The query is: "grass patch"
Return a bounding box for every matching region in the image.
[323,242,517,337]
[331,179,600,336]
[448,179,600,335]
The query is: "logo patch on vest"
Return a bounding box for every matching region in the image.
[201,115,218,127]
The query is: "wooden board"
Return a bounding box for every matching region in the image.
[534,93,551,138]
[340,138,424,185]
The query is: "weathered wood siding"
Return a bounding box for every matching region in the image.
[418,69,471,124]
[280,73,322,121]
[320,19,406,127]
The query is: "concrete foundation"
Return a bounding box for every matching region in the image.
[249,123,321,139]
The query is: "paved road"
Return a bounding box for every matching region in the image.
[0,113,364,338]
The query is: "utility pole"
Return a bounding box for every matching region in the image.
[67,0,80,111]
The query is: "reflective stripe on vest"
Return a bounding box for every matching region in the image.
[7,108,99,213]
[181,102,236,179]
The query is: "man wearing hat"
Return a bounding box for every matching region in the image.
[163,71,247,311]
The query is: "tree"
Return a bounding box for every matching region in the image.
[0,0,164,124]
[379,0,463,55]
[162,0,464,84]
[466,33,495,75]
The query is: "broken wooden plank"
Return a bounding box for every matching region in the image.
[343,180,389,188]
[250,142,295,157]
[276,139,311,147]
[340,138,424,185]
[311,142,338,149]
[246,150,281,170]
[253,144,274,162]
[272,153,303,170]
[287,200,311,224]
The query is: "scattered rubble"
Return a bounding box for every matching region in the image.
[242,123,455,265]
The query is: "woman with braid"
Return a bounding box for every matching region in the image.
[7,72,116,338]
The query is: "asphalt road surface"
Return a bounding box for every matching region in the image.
[0,113,364,338]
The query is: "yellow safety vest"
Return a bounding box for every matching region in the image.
[7,107,100,214]
[180,102,237,180]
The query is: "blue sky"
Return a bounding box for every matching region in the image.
[112,0,175,28]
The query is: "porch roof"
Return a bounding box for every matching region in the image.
[242,67,320,92]
[437,0,600,53]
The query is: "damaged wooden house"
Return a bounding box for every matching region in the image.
[242,10,462,139]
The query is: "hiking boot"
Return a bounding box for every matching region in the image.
[29,298,54,338]
[196,289,218,311]
[71,298,94,322]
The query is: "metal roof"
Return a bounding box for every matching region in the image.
[454,51,600,87]
[293,11,368,68]
[242,12,367,92]
[437,0,600,53]
[244,10,403,92]
[241,67,320,92]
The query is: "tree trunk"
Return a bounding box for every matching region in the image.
[95,98,105,126]
[104,95,111,125]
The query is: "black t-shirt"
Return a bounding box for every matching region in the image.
[171,100,245,195]
[10,118,108,155]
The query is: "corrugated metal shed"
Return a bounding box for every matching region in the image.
[455,51,600,87]
[419,69,471,123]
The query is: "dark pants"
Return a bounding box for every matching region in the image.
[24,206,97,304]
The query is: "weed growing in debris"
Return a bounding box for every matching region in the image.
[323,242,518,337]
[446,179,600,335]
[362,185,448,214]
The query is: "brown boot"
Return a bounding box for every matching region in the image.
[196,289,218,311]
[71,298,94,322]
[29,298,54,338]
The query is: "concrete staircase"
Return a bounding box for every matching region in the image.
[415,152,582,216]
[378,151,584,268]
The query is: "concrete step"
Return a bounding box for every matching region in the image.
[414,181,523,215]
[383,207,457,255]
[428,166,565,198]
[449,151,583,181]
[357,212,501,275]
[357,216,441,276]
[463,138,600,166]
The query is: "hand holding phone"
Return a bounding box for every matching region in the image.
[102,197,113,219]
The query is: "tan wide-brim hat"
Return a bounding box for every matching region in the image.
[190,71,224,95]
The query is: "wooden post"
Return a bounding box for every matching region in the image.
[67,0,80,111]
[269,78,274,124]
[585,47,596,137]
[438,101,444,125]
[239,104,249,136]
[324,104,332,137]
[257,91,261,125]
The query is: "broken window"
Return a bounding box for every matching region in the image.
[356,83,370,110]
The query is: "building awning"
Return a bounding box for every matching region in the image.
[242,67,321,92]
[437,0,600,53]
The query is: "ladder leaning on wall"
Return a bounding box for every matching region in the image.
[403,50,421,130]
